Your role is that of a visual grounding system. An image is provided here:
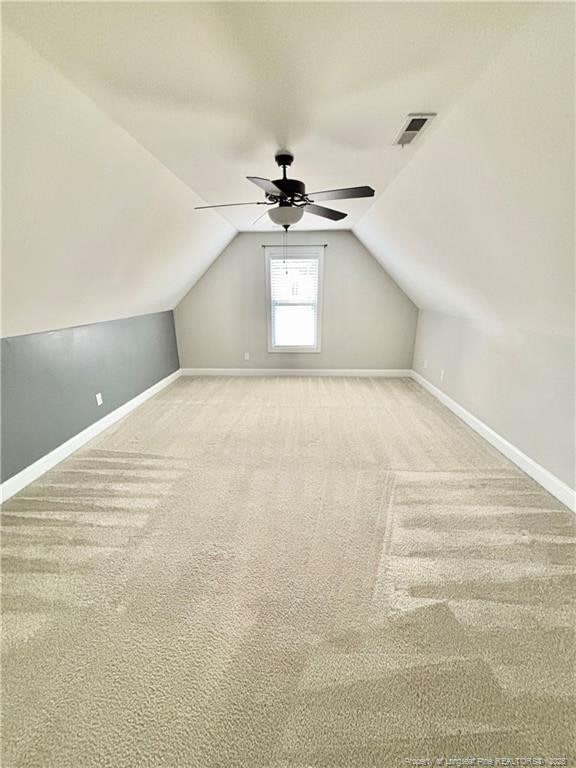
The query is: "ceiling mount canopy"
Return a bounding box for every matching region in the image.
[195,150,375,229]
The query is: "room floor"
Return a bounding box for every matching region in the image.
[2,377,574,767]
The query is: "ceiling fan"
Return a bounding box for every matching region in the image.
[195,151,375,229]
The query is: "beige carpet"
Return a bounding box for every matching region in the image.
[2,376,574,767]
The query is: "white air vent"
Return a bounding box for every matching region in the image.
[395,113,436,146]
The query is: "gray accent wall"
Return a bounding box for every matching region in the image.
[1,311,179,482]
[413,310,575,489]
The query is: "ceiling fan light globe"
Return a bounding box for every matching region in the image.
[268,206,304,227]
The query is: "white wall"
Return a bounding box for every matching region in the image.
[175,230,417,370]
[355,5,575,488]
[2,26,234,338]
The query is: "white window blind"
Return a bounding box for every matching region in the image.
[265,245,324,352]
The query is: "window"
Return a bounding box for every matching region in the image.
[265,245,324,353]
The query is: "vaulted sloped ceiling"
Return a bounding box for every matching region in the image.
[4,2,529,231]
[354,3,574,337]
[3,2,562,338]
[2,27,235,337]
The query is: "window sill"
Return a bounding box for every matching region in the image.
[268,347,322,354]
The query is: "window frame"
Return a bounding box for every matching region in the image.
[265,245,324,354]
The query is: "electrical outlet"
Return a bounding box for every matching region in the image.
[424,359,428,369]
[95,392,103,406]
[244,352,250,361]
[440,369,445,382]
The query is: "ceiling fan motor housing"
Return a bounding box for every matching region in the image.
[270,177,306,202]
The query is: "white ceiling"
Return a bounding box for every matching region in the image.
[355,3,575,336]
[2,26,235,337]
[4,2,530,232]
[6,1,567,342]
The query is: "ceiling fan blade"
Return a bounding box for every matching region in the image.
[307,186,375,202]
[304,204,347,221]
[195,201,267,209]
[246,177,284,197]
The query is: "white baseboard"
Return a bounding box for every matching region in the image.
[181,368,412,377]
[410,370,575,512]
[0,369,182,504]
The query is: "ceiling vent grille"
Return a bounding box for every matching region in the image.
[395,113,436,146]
